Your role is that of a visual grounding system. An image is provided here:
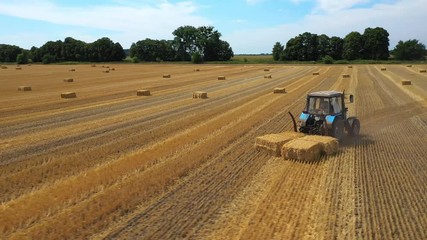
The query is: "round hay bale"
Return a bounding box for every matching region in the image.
[313,72,320,75]
[273,87,286,94]
[137,90,151,96]
[163,74,171,78]
[61,92,77,98]
[401,80,412,85]
[217,76,226,80]
[63,78,74,82]
[193,91,208,99]
[18,86,32,91]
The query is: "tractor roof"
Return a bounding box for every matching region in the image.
[308,91,343,98]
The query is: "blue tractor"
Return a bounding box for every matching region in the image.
[289,91,360,141]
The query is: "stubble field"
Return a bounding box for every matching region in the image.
[0,63,426,239]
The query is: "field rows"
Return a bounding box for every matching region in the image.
[0,64,426,239]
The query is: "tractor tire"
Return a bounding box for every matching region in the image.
[349,119,360,136]
[331,119,344,141]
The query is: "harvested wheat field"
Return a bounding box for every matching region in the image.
[0,64,426,239]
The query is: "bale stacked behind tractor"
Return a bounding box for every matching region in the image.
[282,139,322,161]
[299,135,339,155]
[255,132,305,156]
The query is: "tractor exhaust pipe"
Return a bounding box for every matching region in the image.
[288,112,298,132]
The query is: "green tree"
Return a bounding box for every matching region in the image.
[16,51,29,64]
[172,25,199,61]
[343,31,364,60]
[191,52,203,63]
[328,36,344,60]
[272,42,284,61]
[391,39,426,60]
[317,34,330,59]
[363,27,389,60]
[0,44,23,62]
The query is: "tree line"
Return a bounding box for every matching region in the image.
[273,27,426,62]
[0,25,233,64]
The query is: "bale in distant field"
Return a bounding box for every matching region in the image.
[264,69,270,71]
[163,74,171,78]
[63,78,74,82]
[313,72,320,75]
[103,70,110,73]
[18,86,31,91]
[193,91,208,99]
[69,69,76,72]
[137,90,151,96]
[16,67,22,70]
[218,76,226,80]
[381,67,386,71]
[281,138,322,161]
[255,132,305,156]
[91,64,96,67]
[401,80,412,85]
[342,74,351,78]
[406,65,412,67]
[194,68,200,72]
[348,65,353,68]
[273,87,286,93]
[111,68,115,71]
[264,74,272,79]
[61,92,77,98]
[420,69,426,73]
[299,135,339,155]
[1,65,7,69]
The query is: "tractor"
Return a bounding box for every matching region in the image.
[289,91,360,141]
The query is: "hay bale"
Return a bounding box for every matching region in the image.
[381,67,387,71]
[264,74,272,79]
[137,90,151,96]
[193,68,200,72]
[313,72,320,75]
[61,92,77,98]
[163,74,171,78]
[273,87,286,93]
[264,69,270,71]
[193,91,208,99]
[63,78,74,82]
[91,64,96,67]
[401,80,412,85]
[406,65,412,67]
[1,65,7,69]
[342,74,351,78]
[69,68,76,72]
[102,70,110,73]
[348,65,353,68]
[16,67,22,70]
[420,69,426,73]
[281,139,322,161]
[218,76,226,80]
[18,86,31,91]
[255,132,305,156]
[111,68,115,71]
[299,135,339,155]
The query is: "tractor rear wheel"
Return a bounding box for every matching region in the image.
[349,119,360,136]
[331,119,344,141]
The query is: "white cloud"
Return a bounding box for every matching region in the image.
[225,0,427,53]
[315,0,370,12]
[0,0,211,47]
[246,0,266,5]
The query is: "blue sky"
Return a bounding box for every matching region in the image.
[0,0,426,54]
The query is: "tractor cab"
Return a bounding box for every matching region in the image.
[298,91,358,140]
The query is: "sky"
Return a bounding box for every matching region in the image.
[0,0,426,54]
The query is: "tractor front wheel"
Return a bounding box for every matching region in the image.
[331,120,344,141]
